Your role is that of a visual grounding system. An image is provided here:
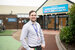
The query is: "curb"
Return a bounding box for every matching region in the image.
[55,34,67,50]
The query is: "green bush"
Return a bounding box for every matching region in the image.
[60,26,73,44]
[60,4,75,44]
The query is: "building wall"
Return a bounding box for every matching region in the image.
[0,5,38,14]
[37,0,72,15]
[0,15,17,29]
[17,18,29,29]
[0,5,38,29]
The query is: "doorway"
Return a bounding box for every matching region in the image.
[39,14,69,30]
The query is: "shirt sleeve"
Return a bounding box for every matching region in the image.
[39,24,45,46]
[20,25,30,50]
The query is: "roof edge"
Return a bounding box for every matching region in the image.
[66,0,74,4]
[36,0,48,12]
[36,0,74,14]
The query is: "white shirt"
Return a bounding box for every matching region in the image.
[20,20,45,50]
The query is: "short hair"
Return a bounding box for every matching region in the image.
[29,10,36,16]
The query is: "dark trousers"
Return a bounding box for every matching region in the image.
[29,45,42,50]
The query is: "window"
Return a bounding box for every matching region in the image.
[0,19,3,24]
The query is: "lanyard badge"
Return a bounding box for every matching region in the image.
[32,24,38,36]
[32,24,41,43]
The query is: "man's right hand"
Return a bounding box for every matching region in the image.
[30,48,35,50]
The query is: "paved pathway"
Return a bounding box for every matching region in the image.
[12,29,59,50]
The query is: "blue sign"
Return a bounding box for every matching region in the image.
[43,4,68,13]
[8,18,17,22]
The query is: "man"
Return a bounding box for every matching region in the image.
[20,10,45,50]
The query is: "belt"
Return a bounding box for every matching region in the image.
[29,45,41,48]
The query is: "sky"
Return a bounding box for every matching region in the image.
[0,0,75,7]
[70,0,75,3]
[0,0,46,7]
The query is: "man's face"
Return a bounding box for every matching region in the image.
[29,12,37,22]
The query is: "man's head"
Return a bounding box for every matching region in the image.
[29,10,37,22]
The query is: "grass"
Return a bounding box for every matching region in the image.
[0,30,15,36]
[0,36,21,50]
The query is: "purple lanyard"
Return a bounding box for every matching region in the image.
[32,24,38,37]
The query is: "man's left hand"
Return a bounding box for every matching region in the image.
[41,44,45,48]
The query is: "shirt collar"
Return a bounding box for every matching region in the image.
[29,20,37,25]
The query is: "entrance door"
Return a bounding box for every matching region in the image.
[59,17,66,28]
[48,17,55,29]
[39,15,68,30]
